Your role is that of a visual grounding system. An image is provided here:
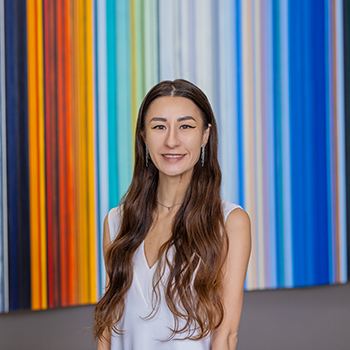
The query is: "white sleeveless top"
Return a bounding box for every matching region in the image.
[107,199,242,350]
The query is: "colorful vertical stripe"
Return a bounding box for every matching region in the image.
[0,0,348,312]
[0,0,8,313]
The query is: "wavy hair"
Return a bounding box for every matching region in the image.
[94,79,227,341]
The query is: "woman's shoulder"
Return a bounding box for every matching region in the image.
[221,198,243,223]
[107,204,124,241]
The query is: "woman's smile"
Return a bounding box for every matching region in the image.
[162,153,186,162]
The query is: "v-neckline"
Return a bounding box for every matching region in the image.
[142,240,158,270]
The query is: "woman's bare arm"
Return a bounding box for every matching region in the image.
[97,215,112,350]
[211,208,251,350]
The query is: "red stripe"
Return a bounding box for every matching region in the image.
[57,0,68,307]
[64,0,77,306]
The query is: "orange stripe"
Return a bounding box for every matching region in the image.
[27,0,40,310]
[85,0,97,303]
[37,0,47,310]
[78,0,89,304]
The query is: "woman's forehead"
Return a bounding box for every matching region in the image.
[145,96,202,120]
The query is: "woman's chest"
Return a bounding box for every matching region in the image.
[143,214,174,269]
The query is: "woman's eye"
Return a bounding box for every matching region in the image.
[152,125,166,130]
[180,125,195,129]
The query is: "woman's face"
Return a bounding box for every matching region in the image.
[143,96,210,179]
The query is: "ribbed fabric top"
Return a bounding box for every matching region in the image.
[107,199,242,349]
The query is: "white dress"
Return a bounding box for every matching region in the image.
[107,199,242,350]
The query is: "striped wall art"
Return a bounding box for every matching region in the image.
[0,0,349,312]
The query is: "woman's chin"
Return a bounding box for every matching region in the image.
[157,166,193,179]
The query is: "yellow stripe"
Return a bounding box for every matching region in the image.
[78,0,89,304]
[85,0,97,303]
[36,0,47,310]
[73,0,82,304]
[27,0,40,310]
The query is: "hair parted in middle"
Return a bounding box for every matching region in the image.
[94,79,228,341]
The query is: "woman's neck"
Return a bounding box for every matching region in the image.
[156,172,191,208]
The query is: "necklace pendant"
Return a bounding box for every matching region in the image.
[167,207,171,211]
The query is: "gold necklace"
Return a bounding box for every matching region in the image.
[156,201,182,212]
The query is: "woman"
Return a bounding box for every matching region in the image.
[94,79,251,349]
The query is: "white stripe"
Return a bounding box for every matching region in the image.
[193,0,215,109]
[96,0,108,296]
[159,0,176,81]
[335,0,347,282]
[218,0,239,203]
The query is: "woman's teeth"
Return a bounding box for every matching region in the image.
[163,154,184,158]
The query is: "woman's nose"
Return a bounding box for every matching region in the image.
[165,127,180,148]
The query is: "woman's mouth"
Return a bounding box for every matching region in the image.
[162,154,186,161]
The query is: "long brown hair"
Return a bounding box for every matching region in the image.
[94,79,227,341]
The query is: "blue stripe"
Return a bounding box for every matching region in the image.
[324,0,333,283]
[289,0,307,287]
[6,0,31,310]
[5,0,18,310]
[311,0,329,285]
[303,0,314,286]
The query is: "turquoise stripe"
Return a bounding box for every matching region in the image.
[279,0,292,287]
[106,0,119,208]
[116,0,132,199]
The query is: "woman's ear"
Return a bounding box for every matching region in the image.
[141,131,147,145]
[202,123,211,147]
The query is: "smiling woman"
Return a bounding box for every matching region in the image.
[94,79,251,350]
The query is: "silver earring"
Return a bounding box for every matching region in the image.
[146,145,149,167]
[201,145,205,167]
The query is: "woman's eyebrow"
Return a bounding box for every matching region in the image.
[177,116,196,122]
[149,116,196,123]
[149,117,167,122]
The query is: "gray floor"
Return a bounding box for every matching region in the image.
[0,282,349,350]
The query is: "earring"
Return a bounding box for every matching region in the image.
[201,145,205,167]
[146,145,149,167]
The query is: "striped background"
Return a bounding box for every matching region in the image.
[0,0,349,312]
